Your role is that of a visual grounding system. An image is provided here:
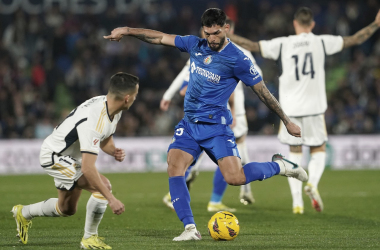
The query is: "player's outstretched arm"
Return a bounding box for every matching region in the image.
[343,9,380,48]
[81,153,125,215]
[104,27,176,47]
[228,33,260,52]
[251,81,301,137]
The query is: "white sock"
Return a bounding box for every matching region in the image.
[287,152,303,207]
[237,140,251,193]
[209,201,222,205]
[185,224,196,230]
[22,198,63,220]
[308,151,326,188]
[84,193,108,239]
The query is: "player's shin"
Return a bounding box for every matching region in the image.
[169,176,195,227]
[22,198,66,219]
[237,140,254,202]
[84,192,108,239]
[243,162,280,183]
[287,152,304,210]
[210,167,227,203]
[308,151,326,187]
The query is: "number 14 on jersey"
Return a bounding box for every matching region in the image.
[292,53,315,81]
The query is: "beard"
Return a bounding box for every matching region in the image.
[208,36,225,51]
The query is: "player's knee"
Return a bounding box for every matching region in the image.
[59,205,76,216]
[167,159,186,176]
[224,175,245,186]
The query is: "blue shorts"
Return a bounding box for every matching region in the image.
[168,119,240,165]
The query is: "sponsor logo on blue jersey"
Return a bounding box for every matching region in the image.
[190,62,221,83]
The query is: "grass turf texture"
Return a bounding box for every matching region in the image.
[1,170,379,249]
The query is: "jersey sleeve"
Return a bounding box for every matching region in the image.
[259,37,284,60]
[175,35,200,53]
[320,35,344,55]
[77,111,102,155]
[162,60,190,100]
[234,56,263,87]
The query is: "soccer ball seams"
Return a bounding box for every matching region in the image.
[208,211,240,241]
[212,218,221,234]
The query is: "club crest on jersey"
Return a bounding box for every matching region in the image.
[92,137,100,146]
[203,55,213,65]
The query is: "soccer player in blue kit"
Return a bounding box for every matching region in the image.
[104,8,308,241]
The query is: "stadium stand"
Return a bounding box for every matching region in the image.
[0,0,379,138]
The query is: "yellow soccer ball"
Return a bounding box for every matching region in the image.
[208,211,240,241]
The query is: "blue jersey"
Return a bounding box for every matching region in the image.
[175,35,263,125]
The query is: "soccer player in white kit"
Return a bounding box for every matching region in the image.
[160,18,262,211]
[229,7,380,214]
[11,73,139,249]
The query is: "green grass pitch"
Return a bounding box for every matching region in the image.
[1,170,379,249]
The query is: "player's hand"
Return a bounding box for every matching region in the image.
[108,198,125,215]
[114,148,125,162]
[375,10,380,27]
[286,122,301,137]
[160,99,171,111]
[103,27,128,42]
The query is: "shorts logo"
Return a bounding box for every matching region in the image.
[203,55,213,65]
[92,138,100,146]
[250,65,258,75]
[227,139,235,144]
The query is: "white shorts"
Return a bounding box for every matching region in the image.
[40,147,83,191]
[278,114,327,146]
[232,114,248,139]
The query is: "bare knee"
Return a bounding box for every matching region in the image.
[59,204,76,216]
[224,174,246,186]
[167,159,186,177]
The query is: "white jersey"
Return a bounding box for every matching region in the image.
[41,96,122,166]
[233,43,262,116]
[260,32,343,116]
[162,42,262,117]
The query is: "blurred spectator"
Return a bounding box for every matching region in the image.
[0,0,379,138]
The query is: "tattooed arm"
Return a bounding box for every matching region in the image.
[227,33,260,52]
[104,27,176,47]
[251,81,301,137]
[343,10,380,48]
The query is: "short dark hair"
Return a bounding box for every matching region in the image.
[108,72,139,100]
[201,8,226,27]
[294,7,314,26]
[225,16,235,30]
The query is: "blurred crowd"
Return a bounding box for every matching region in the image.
[0,0,379,139]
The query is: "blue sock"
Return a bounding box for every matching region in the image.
[169,176,195,227]
[210,167,228,203]
[243,162,280,184]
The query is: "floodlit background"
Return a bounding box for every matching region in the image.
[0,0,380,173]
[1,0,380,138]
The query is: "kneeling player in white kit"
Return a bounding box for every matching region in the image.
[160,18,263,211]
[12,72,139,249]
[229,7,380,213]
